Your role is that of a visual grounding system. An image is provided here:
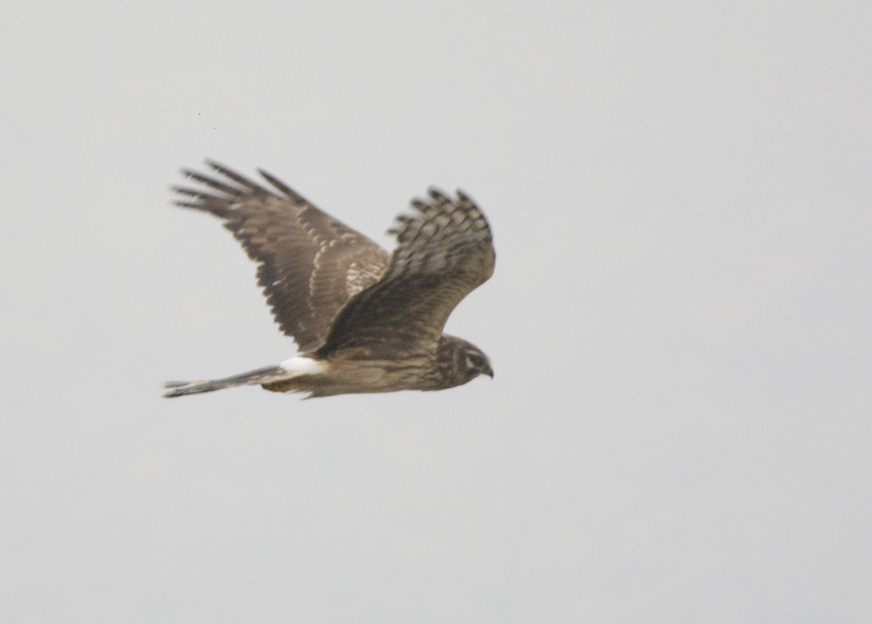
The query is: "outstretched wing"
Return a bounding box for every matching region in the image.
[173,162,390,352]
[317,188,495,355]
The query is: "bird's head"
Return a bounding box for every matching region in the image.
[464,345,494,380]
[439,335,493,386]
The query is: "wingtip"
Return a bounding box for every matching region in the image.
[203,160,239,180]
[410,198,430,213]
[455,189,472,203]
[257,168,307,203]
[427,186,451,201]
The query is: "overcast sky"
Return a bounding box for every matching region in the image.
[2,0,871,622]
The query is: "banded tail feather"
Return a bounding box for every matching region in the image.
[162,365,293,398]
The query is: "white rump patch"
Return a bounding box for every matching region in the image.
[279,356,327,376]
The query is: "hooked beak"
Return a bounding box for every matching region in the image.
[483,363,494,379]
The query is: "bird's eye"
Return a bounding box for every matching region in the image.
[466,353,485,369]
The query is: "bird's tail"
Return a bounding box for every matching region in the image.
[162,365,293,398]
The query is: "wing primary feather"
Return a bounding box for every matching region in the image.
[257,169,309,204]
[171,187,209,199]
[179,170,246,197]
[171,188,233,217]
[205,161,262,191]
[427,187,450,200]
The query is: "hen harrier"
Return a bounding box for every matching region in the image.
[163,161,494,399]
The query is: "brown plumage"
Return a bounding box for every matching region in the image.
[163,161,495,399]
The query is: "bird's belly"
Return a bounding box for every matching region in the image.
[304,355,439,397]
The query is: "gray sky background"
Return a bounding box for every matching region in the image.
[2,0,870,621]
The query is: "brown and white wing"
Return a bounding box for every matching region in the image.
[173,162,391,352]
[316,188,495,355]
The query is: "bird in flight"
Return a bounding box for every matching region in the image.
[163,161,495,399]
